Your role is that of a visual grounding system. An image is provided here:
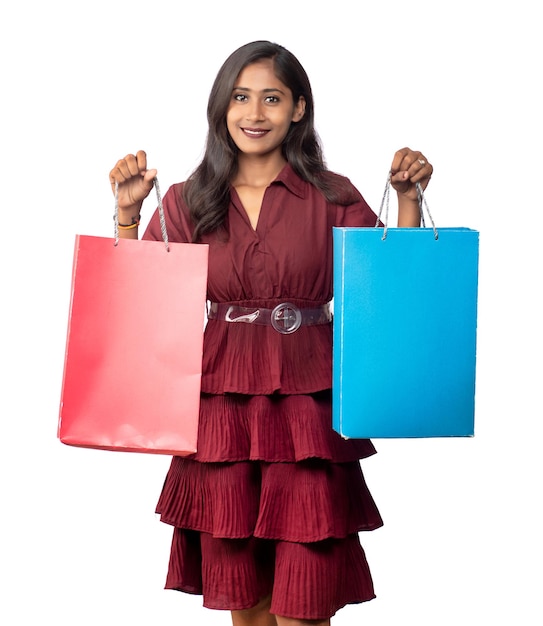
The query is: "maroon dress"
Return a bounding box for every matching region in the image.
[143,164,383,620]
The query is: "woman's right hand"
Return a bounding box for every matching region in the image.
[109,150,157,214]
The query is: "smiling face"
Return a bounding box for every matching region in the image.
[226,59,306,162]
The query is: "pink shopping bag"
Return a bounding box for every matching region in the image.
[58,180,208,455]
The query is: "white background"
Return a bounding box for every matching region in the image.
[1,1,541,624]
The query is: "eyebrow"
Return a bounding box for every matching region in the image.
[232,87,287,95]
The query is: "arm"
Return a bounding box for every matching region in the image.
[389,147,433,227]
[108,150,157,239]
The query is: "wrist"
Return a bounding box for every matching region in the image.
[397,196,421,227]
[117,207,142,225]
[116,214,141,229]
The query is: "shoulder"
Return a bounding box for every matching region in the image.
[164,181,187,206]
[317,170,366,206]
[278,163,363,206]
[316,171,379,228]
[160,181,189,216]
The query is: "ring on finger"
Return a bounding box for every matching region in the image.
[418,158,426,166]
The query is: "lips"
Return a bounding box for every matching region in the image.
[241,127,270,138]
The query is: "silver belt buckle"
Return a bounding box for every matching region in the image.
[224,305,260,323]
[271,302,302,334]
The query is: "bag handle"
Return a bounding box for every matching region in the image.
[375,173,438,241]
[113,177,170,251]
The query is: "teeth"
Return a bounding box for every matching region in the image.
[244,129,267,136]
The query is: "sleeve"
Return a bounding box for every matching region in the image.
[324,172,382,228]
[335,184,382,228]
[142,182,194,243]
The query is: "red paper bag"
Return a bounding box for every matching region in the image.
[58,234,208,455]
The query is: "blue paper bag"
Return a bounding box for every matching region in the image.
[332,224,479,438]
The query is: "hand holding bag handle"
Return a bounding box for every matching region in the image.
[376,173,438,240]
[113,177,169,250]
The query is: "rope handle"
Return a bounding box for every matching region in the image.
[113,177,169,251]
[375,173,438,241]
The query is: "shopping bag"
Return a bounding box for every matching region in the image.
[58,179,208,455]
[332,179,479,438]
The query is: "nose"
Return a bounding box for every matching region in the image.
[246,99,265,122]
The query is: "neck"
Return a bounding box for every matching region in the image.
[233,153,287,188]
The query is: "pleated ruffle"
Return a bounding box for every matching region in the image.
[255,460,382,541]
[190,391,376,463]
[156,389,383,617]
[165,530,376,619]
[271,534,376,619]
[156,458,383,541]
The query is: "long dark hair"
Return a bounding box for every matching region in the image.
[184,40,341,241]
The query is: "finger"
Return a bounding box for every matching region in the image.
[109,152,149,187]
[124,153,141,177]
[390,170,409,185]
[109,162,128,186]
[109,155,137,184]
[391,148,432,184]
[142,168,158,186]
[390,147,411,174]
[136,150,148,173]
[396,149,423,174]
[391,147,427,173]
[407,157,433,185]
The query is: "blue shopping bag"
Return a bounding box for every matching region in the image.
[332,182,479,438]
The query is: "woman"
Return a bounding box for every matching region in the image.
[109,40,432,626]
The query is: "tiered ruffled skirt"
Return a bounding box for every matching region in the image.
[156,391,383,620]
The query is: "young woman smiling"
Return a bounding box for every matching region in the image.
[109,40,432,626]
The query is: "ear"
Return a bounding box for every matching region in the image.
[292,96,306,122]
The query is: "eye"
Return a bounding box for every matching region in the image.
[233,93,248,102]
[265,95,280,104]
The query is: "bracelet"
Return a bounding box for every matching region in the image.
[116,215,141,229]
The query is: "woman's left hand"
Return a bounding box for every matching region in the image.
[390,147,433,201]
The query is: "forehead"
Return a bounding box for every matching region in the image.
[233,59,290,93]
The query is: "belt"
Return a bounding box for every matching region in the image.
[207,301,332,334]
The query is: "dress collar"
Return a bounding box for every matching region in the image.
[271,163,307,199]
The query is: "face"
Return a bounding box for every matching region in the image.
[226,59,305,160]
